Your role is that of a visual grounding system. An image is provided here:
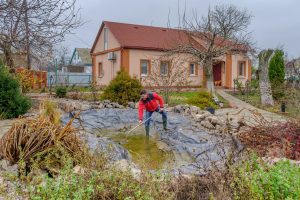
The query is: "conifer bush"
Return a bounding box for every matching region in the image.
[56,86,68,98]
[269,50,285,99]
[101,70,142,105]
[0,64,31,119]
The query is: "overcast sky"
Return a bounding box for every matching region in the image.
[64,0,300,58]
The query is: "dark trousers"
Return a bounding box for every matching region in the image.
[144,106,167,128]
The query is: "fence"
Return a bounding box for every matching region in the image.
[47,72,92,87]
[16,68,47,89]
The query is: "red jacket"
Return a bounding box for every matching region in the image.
[138,92,164,120]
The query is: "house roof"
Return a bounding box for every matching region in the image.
[73,48,92,64]
[91,21,202,53]
[91,21,248,54]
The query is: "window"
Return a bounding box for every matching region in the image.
[238,61,246,76]
[104,28,108,50]
[190,63,196,75]
[98,63,104,77]
[160,61,169,75]
[140,60,149,76]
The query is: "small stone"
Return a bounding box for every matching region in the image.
[190,106,200,115]
[127,102,135,109]
[215,124,223,132]
[103,100,111,104]
[81,104,90,111]
[200,120,215,129]
[73,165,85,175]
[105,104,113,108]
[173,105,183,113]
[206,116,219,125]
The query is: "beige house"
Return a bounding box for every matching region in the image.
[90,21,252,88]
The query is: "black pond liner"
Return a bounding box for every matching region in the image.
[61,108,235,175]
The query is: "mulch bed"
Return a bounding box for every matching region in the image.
[238,121,300,160]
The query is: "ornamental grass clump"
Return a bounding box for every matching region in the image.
[0,115,85,172]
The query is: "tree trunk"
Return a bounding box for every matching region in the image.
[24,0,31,70]
[3,42,15,71]
[204,57,215,94]
[258,50,274,106]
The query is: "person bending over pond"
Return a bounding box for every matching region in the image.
[138,90,168,136]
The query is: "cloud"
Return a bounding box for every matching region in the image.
[63,0,300,58]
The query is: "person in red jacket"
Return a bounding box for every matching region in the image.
[138,90,168,136]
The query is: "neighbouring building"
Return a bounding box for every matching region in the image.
[90,21,252,88]
[63,48,92,73]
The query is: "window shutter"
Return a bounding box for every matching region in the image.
[195,63,199,76]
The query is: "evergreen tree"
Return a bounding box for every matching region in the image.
[0,64,31,119]
[101,70,142,105]
[268,50,285,99]
[269,50,285,84]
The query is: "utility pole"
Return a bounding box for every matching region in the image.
[24,0,31,69]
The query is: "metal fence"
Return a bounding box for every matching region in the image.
[47,72,92,86]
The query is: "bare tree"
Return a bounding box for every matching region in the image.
[0,0,81,70]
[258,49,274,106]
[170,5,253,94]
[142,55,192,103]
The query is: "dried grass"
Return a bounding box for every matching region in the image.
[238,119,300,160]
[0,115,84,167]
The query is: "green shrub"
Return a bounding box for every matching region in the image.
[231,155,300,200]
[56,86,68,98]
[0,65,31,119]
[28,154,174,200]
[101,70,142,105]
[186,91,218,109]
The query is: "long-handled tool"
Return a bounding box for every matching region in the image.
[126,117,152,134]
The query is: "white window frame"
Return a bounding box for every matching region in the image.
[98,62,104,78]
[104,28,108,50]
[190,63,196,76]
[140,60,149,76]
[160,61,169,76]
[238,61,246,77]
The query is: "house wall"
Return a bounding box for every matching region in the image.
[128,49,203,87]
[93,50,121,86]
[93,25,120,53]
[231,54,251,86]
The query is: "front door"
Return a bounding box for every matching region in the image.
[213,63,222,86]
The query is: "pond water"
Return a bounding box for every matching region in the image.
[96,129,179,170]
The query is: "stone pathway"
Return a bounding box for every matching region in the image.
[216,90,285,125]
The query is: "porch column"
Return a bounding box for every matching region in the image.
[225,54,232,88]
[247,59,252,80]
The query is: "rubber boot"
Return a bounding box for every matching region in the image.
[163,121,169,131]
[145,126,150,137]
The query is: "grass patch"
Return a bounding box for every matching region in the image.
[229,91,300,119]
[168,90,229,109]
